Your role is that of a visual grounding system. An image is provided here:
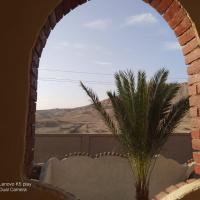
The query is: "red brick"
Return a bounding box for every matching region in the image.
[175,181,187,188]
[30,88,37,102]
[194,164,200,175]
[32,50,40,67]
[43,20,51,37]
[178,27,196,46]
[165,185,178,193]
[62,0,87,15]
[63,0,83,13]
[27,111,36,125]
[151,0,162,8]
[189,95,200,107]
[188,84,197,96]
[168,8,186,29]
[163,0,181,21]
[193,152,200,163]
[155,191,168,200]
[71,0,81,9]
[188,74,200,85]
[191,130,200,139]
[143,0,153,3]
[190,106,198,117]
[30,76,37,90]
[156,0,174,14]
[35,38,43,57]
[174,16,192,37]
[78,0,87,5]
[48,11,57,29]
[185,47,200,65]
[55,3,64,22]
[197,85,200,95]
[31,67,38,79]
[191,118,200,129]
[192,139,200,150]
[189,83,200,95]
[62,0,71,15]
[187,59,200,75]
[39,30,47,47]
[26,124,35,137]
[197,107,200,117]
[29,100,36,113]
[182,38,199,55]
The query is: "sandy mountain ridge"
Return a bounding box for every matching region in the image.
[36,83,191,134]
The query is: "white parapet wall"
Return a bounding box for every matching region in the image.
[40,155,194,200]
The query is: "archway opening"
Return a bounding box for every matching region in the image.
[34,0,191,166]
[26,0,200,198]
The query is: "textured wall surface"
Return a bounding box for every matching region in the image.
[40,155,193,200]
[34,133,192,164]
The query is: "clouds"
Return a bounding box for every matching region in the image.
[164,41,181,51]
[83,13,157,30]
[94,61,112,66]
[124,13,157,27]
[83,19,112,30]
[51,41,113,59]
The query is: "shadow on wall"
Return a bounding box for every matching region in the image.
[39,155,195,200]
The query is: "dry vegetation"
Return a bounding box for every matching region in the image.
[36,83,191,134]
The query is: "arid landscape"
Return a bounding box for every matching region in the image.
[36,83,191,134]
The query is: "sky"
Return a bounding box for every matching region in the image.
[37,0,187,110]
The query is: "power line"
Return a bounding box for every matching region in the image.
[38,78,187,87]
[39,78,114,85]
[39,68,188,80]
[39,68,113,76]
[39,77,113,84]
[38,76,187,82]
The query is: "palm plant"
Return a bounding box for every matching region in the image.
[80,68,189,200]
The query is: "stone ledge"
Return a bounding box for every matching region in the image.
[154,179,200,200]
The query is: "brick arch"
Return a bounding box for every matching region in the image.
[27,0,200,181]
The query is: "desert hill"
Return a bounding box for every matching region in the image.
[36,83,191,134]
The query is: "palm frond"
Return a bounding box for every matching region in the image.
[153,96,189,153]
[80,81,118,136]
[80,68,189,200]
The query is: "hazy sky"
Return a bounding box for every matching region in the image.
[37,0,187,110]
